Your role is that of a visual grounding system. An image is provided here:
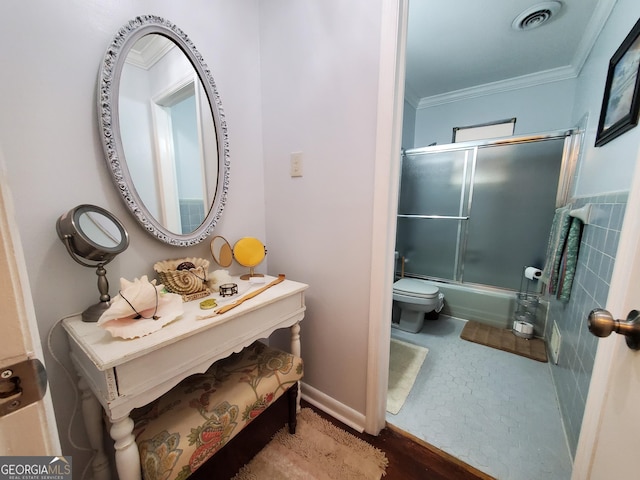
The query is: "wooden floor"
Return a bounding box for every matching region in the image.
[192,396,494,480]
[317,410,495,480]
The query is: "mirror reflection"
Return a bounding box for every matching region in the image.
[98,15,230,246]
[210,235,233,267]
[78,211,124,249]
[119,34,218,235]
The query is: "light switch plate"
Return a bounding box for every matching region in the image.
[290,152,303,177]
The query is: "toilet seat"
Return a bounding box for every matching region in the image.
[393,278,439,299]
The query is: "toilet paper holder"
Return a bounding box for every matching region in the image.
[524,266,542,280]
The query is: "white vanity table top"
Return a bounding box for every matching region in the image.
[63,275,308,370]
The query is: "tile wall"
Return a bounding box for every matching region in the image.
[179,199,206,233]
[544,191,628,457]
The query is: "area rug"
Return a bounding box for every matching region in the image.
[232,408,388,480]
[460,320,548,363]
[387,338,428,415]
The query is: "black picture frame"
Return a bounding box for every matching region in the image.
[595,18,640,147]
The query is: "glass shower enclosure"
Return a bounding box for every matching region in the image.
[396,131,575,291]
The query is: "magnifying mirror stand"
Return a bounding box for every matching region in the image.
[82,263,112,322]
[61,236,113,323]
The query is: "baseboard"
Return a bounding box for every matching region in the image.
[301,382,366,433]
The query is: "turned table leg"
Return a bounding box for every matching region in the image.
[290,321,301,412]
[77,376,110,480]
[110,414,142,480]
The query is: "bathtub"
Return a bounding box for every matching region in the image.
[423,280,547,334]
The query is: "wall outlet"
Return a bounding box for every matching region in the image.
[290,152,303,177]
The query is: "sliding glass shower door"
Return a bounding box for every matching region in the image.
[396,134,567,291]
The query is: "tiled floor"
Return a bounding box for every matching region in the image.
[387,316,573,480]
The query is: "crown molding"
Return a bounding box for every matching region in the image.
[416,66,578,109]
[412,0,617,110]
[403,84,421,109]
[569,0,617,77]
[125,35,174,70]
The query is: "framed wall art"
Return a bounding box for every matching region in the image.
[595,18,640,147]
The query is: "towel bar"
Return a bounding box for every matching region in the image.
[569,204,592,224]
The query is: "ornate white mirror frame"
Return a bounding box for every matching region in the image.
[98,15,230,246]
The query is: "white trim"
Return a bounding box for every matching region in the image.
[417,66,577,109]
[569,0,618,78]
[301,383,366,433]
[403,84,421,110]
[150,99,180,231]
[365,0,408,435]
[125,34,175,70]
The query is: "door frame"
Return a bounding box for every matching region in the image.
[365,0,408,434]
[367,2,640,477]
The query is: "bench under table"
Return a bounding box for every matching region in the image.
[131,341,303,480]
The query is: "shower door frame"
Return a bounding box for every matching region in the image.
[399,129,578,289]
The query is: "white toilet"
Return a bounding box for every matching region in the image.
[392,278,444,333]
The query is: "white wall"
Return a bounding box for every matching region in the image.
[0,0,266,468]
[259,0,384,415]
[570,0,640,196]
[412,78,577,147]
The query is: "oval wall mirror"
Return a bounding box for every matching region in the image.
[97,15,230,246]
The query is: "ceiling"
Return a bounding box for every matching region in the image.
[404,0,617,107]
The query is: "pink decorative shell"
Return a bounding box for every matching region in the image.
[97,276,184,339]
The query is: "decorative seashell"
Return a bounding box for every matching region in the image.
[154,257,210,297]
[97,276,184,339]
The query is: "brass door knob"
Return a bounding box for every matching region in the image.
[588,308,640,350]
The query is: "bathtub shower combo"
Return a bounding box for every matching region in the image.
[392,130,578,335]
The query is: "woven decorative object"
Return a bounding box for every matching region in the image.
[154,257,210,301]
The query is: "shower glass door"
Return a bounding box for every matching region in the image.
[464,139,564,288]
[396,134,567,291]
[396,148,472,282]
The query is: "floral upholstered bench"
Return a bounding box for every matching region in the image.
[131,341,304,480]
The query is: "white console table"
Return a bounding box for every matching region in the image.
[62,276,308,480]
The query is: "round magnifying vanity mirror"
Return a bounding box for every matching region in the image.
[56,205,129,322]
[97,15,230,246]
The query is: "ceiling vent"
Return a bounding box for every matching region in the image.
[512,1,562,31]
